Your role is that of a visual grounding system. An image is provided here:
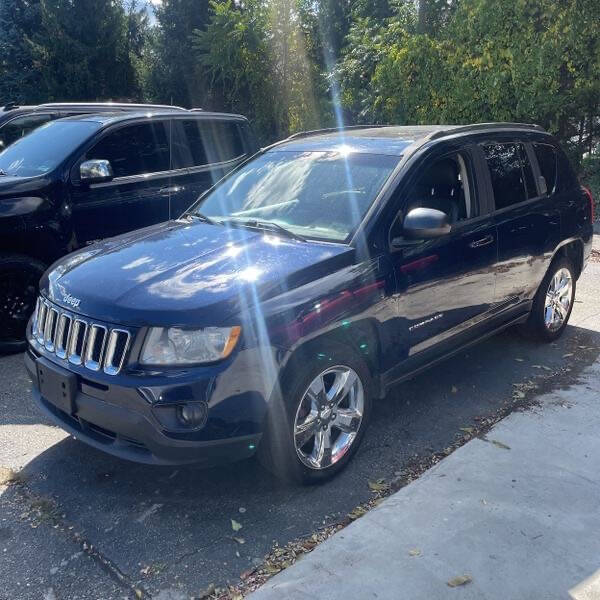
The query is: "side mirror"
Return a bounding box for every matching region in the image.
[402,207,451,240]
[80,159,113,183]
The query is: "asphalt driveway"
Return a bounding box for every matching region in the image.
[2,245,600,599]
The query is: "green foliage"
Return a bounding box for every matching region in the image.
[337,0,600,165]
[0,0,43,103]
[0,0,147,104]
[1,0,599,162]
[145,0,211,107]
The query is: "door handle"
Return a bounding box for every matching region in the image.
[159,186,185,195]
[469,234,494,249]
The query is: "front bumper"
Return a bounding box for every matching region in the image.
[25,349,264,466]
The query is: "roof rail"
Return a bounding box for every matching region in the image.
[285,124,387,141]
[428,122,546,141]
[2,101,19,111]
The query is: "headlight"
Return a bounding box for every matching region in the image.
[140,326,241,366]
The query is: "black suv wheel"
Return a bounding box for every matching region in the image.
[0,254,46,353]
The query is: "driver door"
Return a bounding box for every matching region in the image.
[387,148,498,374]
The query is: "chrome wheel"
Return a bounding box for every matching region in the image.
[293,366,364,470]
[544,267,573,331]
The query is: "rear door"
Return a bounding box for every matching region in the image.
[482,141,561,310]
[168,118,249,218]
[70,120,171,243]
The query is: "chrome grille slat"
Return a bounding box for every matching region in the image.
[84,325,107,371]
[33,296,130,375]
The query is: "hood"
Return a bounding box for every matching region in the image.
[0,174,50,195]
[42,220,355,327]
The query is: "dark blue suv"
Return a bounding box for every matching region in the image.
[25,123,593,483]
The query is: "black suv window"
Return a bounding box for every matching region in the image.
[405,151,477,225]
[483,143,537,209]
[533,143,557,195]
[172,119,245,169]
[0,113,52,150]
[204,120,245,164]
[86,121,170,178]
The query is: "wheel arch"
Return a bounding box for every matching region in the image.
[550,238,584,279]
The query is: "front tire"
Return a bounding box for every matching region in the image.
[0,254,46,354]
[258,342,373,484]
[523,256,576,342]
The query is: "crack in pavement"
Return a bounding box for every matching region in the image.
[6,480,149,599]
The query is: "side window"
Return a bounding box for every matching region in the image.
[203,120,245,164]
[0,113,52,150]
[86,121,170,178]
[172,119,208,168]
[483,142,537,209]
[533,144,557,195]
[405,151,477,225]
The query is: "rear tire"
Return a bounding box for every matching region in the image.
[258,342,373,484]
[0,254,46,354]
[522,256,576,343]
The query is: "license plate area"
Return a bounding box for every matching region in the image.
[36,357,78,415]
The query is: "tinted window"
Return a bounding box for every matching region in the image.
[198,151,400,242]
[519,145,537,199]
[533,144,557,195]
[86,122,170,178]
[0,113,53,150]
[172,119,245,169]
[204,120,245,163]
[483,143,536,209]
[0,120,100,177]
[556,148,578,192]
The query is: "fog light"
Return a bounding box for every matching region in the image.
[177,402,208,428]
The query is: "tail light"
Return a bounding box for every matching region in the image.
[582,186,594,223]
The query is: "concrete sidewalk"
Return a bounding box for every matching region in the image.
[249,360,600,600]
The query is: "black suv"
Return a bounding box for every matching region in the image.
[25,123,593,483]
[0,110,258,351]
[0,102,187,151]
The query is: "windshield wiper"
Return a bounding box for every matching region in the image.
[184,212,218,226]
[224,218,306,242]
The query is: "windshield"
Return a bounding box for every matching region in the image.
[196,150,400,242]
[0,120,100,177]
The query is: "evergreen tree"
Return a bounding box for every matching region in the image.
[0,0,43,103]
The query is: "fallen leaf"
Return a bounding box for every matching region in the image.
[233,536,245,545]
[231,593,243,600]
[134,589,143,599]
[563,353,574,358]
[231,519,243,532]
[512,390,526,399]
[368,479,390,493]
[348,506,367,520]
[447,575,472,587]
[0,466,20,485]
[515,357,524,362]
[263,562,281,575]
[408,548,421,556]
[491,439,511,450]
[460,426,474,434]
